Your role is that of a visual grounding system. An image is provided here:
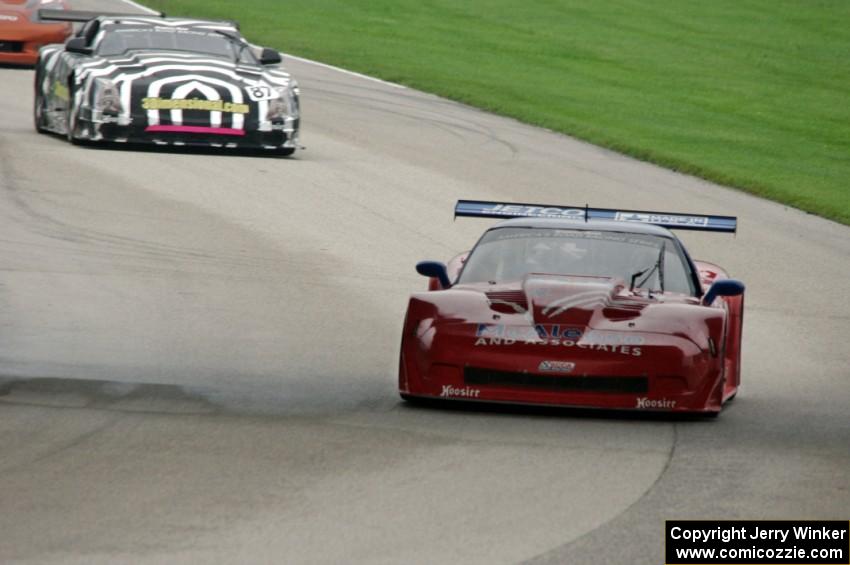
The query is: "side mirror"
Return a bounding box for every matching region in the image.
[416,261,451,289]
[703,279,745,306]
[259,47,282,65]
[66,37,92,55]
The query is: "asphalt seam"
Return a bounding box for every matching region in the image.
[522,422,680,563]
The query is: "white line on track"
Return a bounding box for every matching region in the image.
[118,0,406,90]
[284,55,406,89]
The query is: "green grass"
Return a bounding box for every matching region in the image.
[147,0,850,224]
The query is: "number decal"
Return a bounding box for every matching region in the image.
[245,85,277,101]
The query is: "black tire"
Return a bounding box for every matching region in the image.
[34,91,48,134]
[400,393,423,404]
[33,66,48,134]
[278,146,296,157]
[65,84,82,145]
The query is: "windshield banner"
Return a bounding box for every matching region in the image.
[454,200,737,233]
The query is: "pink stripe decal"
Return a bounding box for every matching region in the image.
[145,125,246,136]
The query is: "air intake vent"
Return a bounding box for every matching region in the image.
[0,41,23,53]
[485,290,528,313]
[603,301,646,320]
[464,367,648,394]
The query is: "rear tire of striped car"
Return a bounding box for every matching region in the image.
[34,88,48,134]
[278,147,295,157]
[65,87,82,145]
[33,66,48,134]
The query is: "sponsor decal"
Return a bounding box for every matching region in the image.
[440,385,481,399]
[52,81,69,101]
[489,229,663,248]
[538,360,575,373]
[614,212,708,227]
[476,324,582,342]
[141,97,249,114]
[635,397,676,409]
[474,324,642,356]
[0,14,19,21]
[483,203,585,219]
[116,26,217,38]
[583,329,645,347]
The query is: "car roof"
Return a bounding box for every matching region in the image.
[98,16,238,32]
[488,217,678,237]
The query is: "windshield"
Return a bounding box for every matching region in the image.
[458,227,696,295]
[96,27,255,63]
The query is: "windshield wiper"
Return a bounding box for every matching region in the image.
[233,41,249,63]
[629,241,666,294]
[212,29,249,62]
[658,241,665,293]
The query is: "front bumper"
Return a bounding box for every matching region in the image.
[73,112,299,151]
[400,371,718,414]
[0,50,37,66]
[399,326,724,414]
[0,26,70,66]
[0,40,40,65]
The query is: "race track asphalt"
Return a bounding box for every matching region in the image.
[0,1,848,563]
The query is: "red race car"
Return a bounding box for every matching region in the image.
[399,200,745,416]
[0,0,71,66]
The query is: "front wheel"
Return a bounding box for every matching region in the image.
[278,146,295,157]
[400,393,428,406]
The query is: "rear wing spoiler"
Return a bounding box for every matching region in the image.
[454,200,737,233]
[37,9,245,31]
[38,9,166,22]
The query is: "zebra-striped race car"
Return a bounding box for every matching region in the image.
[33,10,300,155]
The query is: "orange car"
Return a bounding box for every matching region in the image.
[0,0,71,66]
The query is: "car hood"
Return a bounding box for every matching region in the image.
[0,6,25,23]
[409,273,719,345]
[79,51,286,83]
